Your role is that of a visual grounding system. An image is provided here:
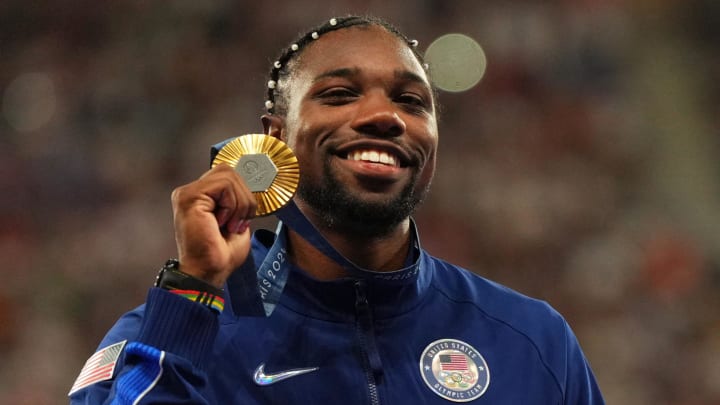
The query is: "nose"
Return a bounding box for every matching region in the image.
[350,94,407,138]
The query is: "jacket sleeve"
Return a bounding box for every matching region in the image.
[562,320,605,405]
[69,288,219,404]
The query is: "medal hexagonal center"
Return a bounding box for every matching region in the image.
[236,154,278,192]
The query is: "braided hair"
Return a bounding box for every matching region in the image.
[264,15,427,117]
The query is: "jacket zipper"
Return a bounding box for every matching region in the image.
[355,280,383,405]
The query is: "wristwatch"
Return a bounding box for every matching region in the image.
[154,259,225,313]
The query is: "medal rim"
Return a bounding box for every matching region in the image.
[211,134,299,216]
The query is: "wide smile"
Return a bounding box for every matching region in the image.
[345,149,400,167]
[332,141,413,181]
[335,140,412,166]
[335,143,409,183]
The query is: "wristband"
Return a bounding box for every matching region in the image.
[155,259,225,313]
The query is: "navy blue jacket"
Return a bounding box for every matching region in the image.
[70,228,604,404]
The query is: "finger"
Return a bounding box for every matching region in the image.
[212,173,254,234]
[227,189,255,234]
[197,164,257,233]
[215,207,231,228]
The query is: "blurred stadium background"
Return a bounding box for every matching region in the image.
[1,1,719,404]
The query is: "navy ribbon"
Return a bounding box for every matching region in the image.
[211,139,421,317]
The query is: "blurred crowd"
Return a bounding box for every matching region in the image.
[1,1,719,404]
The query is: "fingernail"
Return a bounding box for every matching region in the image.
[236,219,250,234]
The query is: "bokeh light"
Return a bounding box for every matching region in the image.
[3,72,57,132]
[424,33,487,92]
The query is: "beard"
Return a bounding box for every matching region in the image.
[297,159,429,238]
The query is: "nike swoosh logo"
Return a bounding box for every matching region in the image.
[253,363,319,386]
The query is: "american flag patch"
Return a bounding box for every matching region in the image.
[69,340,126,396]
[439,354,468,371]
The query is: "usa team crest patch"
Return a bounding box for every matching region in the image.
[420,339,490,402]
[69,340,126,396]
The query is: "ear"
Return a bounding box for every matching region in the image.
[261,114,286,142]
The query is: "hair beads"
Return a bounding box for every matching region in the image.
[264,16,426,115]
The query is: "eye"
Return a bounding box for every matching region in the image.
[316,87,359,105]
[396,93,430,113]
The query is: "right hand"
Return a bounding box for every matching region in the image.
[170,164,257,288]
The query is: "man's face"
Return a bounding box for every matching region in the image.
[279,25,439,236]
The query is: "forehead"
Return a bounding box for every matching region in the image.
[291,25,428,84]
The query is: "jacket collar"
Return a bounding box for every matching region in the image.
[245,219,433,321]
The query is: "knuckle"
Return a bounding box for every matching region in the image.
[171,184,197,210]
[215,163,234,174]
[171,186,184,203]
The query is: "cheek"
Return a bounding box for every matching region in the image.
[420,152,437,184]
[287,110,338,161]
[287,128,327,182]
[284,115,312,155]
[287,127,317,166]
[418,128,439,182]
[421,126,439,164]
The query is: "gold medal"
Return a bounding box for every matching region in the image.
[211,134,299,216]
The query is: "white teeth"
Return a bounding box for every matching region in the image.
[347,149,398,166]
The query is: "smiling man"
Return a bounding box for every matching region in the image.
[263,24,438,280]
[70,16,604,404]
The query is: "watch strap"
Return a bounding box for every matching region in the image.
[155,259,225,313]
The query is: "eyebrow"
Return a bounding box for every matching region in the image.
[312,68,359,83]
[394,70,429,87]
[312,67,431,89]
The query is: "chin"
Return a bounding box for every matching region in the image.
[299,184,422,238]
